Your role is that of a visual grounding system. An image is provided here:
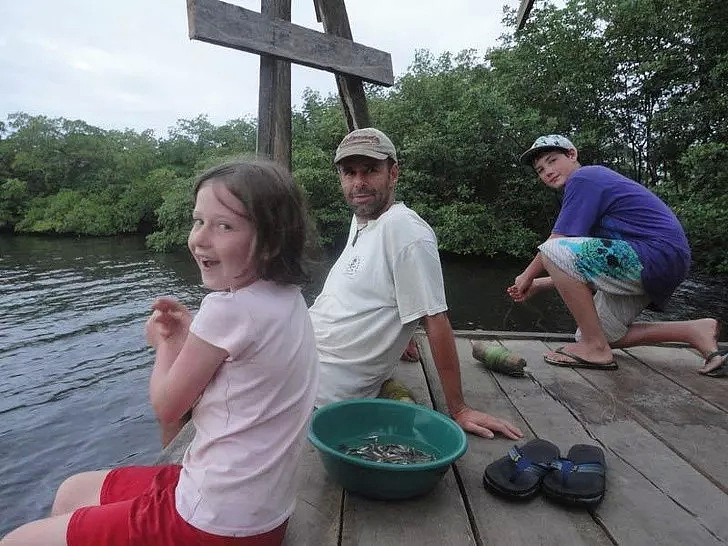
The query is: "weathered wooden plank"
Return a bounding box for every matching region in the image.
[314,0,371,130]
[448,330,728,346]
[186,0,394,86]
[283,442,341,545]
[505,338,727,543]
[340,352,476,545]
[623,345,728,413]
[516,0,535,30]
[543,341,728,492]
[257,0,292,170]
[416,335,613,546]
[450,329,576,341]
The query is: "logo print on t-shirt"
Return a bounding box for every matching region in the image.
[344,255,363,277]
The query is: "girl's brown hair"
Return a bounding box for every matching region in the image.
[193,159,311,285]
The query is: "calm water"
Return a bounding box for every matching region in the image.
[1,234,727,535]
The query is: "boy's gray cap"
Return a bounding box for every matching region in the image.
[520,134,576,165]
[334,128,397,163]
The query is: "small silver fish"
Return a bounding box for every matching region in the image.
[342,436,435,464]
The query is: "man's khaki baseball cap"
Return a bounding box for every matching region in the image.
[334,128,397,163]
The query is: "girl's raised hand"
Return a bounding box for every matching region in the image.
[146,297,192,349]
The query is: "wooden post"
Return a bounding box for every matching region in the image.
[257,0,292,171]
[516,0,535,30]
[314,0,371,131]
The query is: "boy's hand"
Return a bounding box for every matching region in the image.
[145,297,191,349]
[507,273,533,302]
[508,277,553,302]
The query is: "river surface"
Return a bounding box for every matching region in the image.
[1,234,727,535]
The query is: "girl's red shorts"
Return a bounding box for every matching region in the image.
[67,465,288,546]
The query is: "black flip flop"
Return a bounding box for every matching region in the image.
[544,347,618,370]
[703,349,728,378]
[483,439,560,500]
[542,444,606,507]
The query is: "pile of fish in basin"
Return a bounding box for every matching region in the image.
[308,398,468,500]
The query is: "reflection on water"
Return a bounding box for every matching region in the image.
[1,234,726,535]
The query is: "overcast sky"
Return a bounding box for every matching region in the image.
[1,1,521,136]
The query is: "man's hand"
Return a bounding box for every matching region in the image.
[451,406,523,440]
[145,297,191,349]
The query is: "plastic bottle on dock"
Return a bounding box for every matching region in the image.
[471,341,527,377]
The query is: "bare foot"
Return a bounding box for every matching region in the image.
[690,318,720,355]
[400,339,420,362]
[691,318,724,374]
[543,342,613,366]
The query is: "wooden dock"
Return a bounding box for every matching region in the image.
[159,332,728,545]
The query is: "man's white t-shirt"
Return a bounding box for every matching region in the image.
[309,203,447,407]
[176,280,319,536]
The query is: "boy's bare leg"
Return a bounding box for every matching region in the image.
[613,318,723,373]
[542,256,613,364]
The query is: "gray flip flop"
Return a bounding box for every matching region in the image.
[543,347,618,370]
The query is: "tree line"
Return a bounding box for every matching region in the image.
[1,0,726,272]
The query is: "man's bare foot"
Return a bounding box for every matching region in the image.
[543,342,613,367]
[401,339,420,362]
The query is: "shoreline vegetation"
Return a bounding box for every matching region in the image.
[1,0,726,273]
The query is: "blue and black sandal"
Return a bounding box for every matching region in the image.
[542,444,606,507]
[483,439,560,500]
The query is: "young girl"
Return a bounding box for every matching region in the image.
[2,160,319,546]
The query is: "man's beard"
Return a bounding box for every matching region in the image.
[347,193,389,220]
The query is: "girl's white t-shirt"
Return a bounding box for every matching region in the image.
[175,279,319,536]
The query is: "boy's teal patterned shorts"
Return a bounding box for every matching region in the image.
[539,237,651,342]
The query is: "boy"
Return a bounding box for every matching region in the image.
[507,134,726,376]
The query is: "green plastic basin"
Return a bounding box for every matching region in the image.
[308,398,467,500]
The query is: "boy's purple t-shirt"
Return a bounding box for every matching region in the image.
[553,165,690,309]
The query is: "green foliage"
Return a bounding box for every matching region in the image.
[115,168,180,233]
[146,177,195,251]
[0,178,28,228]
[429,202,540,258]
[674,142,728,195]
[667,194,728,274]
[657,141,728,273]
[159,115,256,172]
[290,143,348,246]
[294,166,348,246]
[17,187,123,236]
[292,90,348,155]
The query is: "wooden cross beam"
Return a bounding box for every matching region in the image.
[312,0,372,133]
[186,0,394,170]
[516,0,535,30]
